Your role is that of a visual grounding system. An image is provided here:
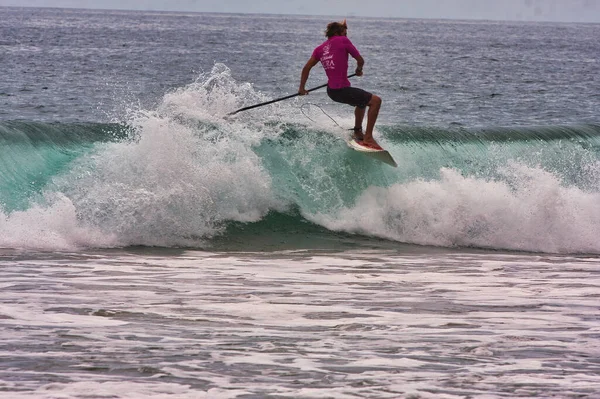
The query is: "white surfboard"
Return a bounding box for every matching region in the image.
[347,139,397,167]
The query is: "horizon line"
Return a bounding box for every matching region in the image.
[2,4,599,25]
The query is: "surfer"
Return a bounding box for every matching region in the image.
[298,20,382,149]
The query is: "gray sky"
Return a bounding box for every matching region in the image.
[1,0,599,23]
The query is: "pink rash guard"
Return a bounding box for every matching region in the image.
[311,35,361,89]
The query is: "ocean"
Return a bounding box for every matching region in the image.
[1,6,599,398]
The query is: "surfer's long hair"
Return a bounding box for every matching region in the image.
[325,20,347,38]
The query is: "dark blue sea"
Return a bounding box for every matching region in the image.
[1,7,600,398]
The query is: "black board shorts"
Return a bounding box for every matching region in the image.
[327,86,373,109]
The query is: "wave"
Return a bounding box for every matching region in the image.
[1,64,599,253]
[0,121,129,211]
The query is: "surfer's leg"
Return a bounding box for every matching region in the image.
[327,87,376,144]
[353,107,365,140]
[363,95,381,147]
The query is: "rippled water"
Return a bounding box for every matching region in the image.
[2,7,599,126]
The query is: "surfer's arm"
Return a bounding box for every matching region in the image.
[353,54,364,76]
[299,57,319,95]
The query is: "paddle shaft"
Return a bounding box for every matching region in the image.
[227,74,357,116]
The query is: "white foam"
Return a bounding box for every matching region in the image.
[0,303,127,328]
[0,193,116,250]
[2,250,599,398]
[0,64,286,250]
[313,164,600,253]
[9,381,239,399]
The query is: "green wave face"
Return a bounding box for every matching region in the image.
[0,121,130,211]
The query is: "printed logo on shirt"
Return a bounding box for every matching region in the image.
[321,44,335,70]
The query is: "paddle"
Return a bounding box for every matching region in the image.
[226,74,356,116]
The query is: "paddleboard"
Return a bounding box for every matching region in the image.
[347,138,397,167]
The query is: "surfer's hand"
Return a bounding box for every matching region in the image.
[355,67,363,76]
[298,88,309,95]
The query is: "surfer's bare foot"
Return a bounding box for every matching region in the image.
[362,137,382,150]
[352,127,364,141]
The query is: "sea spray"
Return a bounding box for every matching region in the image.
[49,81,286,247]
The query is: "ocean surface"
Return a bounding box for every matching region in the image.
[1,6,600,399]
